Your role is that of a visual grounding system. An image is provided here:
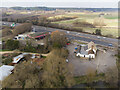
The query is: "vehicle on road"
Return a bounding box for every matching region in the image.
[108,44,113,46]
[97,36,101,39]
[103,37,106,38]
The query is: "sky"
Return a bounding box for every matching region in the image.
[1,0,119,8]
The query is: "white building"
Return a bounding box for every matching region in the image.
[12,53,36,64]
[0,65,14,81]
[76,41,97,59]
[14,34,28,40]
[12,53,28,64]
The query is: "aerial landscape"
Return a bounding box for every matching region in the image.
[0,0,119,89]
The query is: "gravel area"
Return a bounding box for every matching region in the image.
[67,43,118,76]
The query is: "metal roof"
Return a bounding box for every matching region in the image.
[12,53,36,64]
[12,53,28,63]
[80,46,88,55]
[0,65,14,81]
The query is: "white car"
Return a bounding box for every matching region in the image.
[67,31,70,34]
[66,59,69,63]
[97,36,101,39]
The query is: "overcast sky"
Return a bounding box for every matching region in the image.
[1,0,119,8]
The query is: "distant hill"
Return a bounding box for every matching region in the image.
[59,8,118,12]
[10,7,56,11]
[9,7,118,12]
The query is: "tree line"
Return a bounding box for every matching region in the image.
[3,31,68,53]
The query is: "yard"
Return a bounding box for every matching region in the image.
[67,43,118,76]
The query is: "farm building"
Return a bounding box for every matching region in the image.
[0,65,14,81]
[12,53,37,64]
[27,32,50,40]
[75,41,97,59]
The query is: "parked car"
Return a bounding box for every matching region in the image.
[66,59,69,63]
[2,23,6,25]
[108,44,113,46]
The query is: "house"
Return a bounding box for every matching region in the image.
[76,41,97,59]
[14,34,28,40]
[0,65,14,81]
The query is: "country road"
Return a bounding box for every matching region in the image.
[0,51,48,56]
[1,21,119,47]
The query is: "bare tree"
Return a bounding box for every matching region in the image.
[51,30,67,48]
[41,49,75,88]
[13,23,32,35]
[93,17,106,28]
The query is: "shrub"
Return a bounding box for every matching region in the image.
[13,23,32,35]
[2,58,13,65]
[5,39,20,50]
[95,29,102,35]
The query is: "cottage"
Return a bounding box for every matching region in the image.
[76,41,97,59]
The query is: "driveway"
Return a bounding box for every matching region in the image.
[67,43,118,76]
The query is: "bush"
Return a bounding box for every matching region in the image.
[2,58,13,65]
[95,29,101,35]
[2,28,13,37]
[13,23,32,35]
[73,20,95,28]
[105,34,113,38]
[5,39,20,50]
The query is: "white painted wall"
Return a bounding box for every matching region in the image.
[76,53,95,58]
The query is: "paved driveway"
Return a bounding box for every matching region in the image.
[67,43,118,76]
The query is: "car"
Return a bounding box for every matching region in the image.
[97,36,101,39]
[2,23,6,25]
[66,59,69,63]
[66,41,70,45]
[67,31,70,34]
[108,44,113,46]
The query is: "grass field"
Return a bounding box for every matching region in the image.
[49,12,118,38]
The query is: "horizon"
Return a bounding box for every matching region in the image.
[1,2,118,8]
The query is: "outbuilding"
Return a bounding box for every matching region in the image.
[0,65,14,81]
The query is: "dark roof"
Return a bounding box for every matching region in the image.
[88,50,94,54]
[84,45,88,51]
[80,46,88,55]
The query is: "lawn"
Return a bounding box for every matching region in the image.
[74,73,105,85]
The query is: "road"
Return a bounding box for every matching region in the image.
[0,51,48,56]
[2,21,119,47]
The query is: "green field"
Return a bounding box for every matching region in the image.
[49,12,118,38]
